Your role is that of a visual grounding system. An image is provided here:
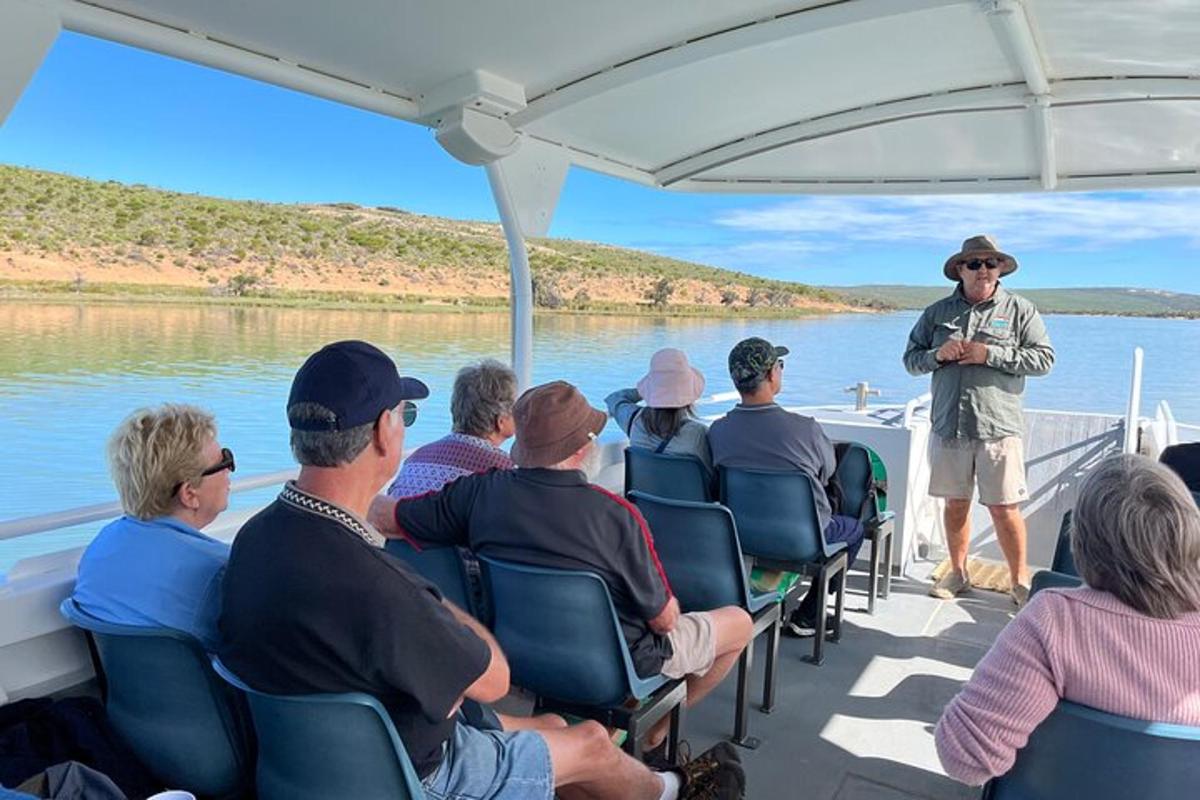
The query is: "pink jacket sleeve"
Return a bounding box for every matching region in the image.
[934,594,1065,786]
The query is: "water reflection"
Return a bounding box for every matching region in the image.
[2,301,1198,569]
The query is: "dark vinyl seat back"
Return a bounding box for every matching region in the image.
[719,467,831,564]
[627,492,749,612]
[210,658,424,800]
[624,447,712,502]
[1160,442,1200,493]
[1051,511,1078,577]
[984,701,1200,799]
[385,540,474,613]
[833,442,878,523]
[478,555,665,708]
[1030,569,1083,596]
[59,599,252,798]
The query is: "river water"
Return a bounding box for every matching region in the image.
[2,301,1198,570]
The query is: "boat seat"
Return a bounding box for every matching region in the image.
[58,599,253,800]
[624,447,713,502]
[982,700,1200,799]
[477,555,686,760]
[210,658,425,800]
[629,491,782,749]
[833,441,895,614]
[719,467,848,666]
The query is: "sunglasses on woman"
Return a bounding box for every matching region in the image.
[173,447,235,496]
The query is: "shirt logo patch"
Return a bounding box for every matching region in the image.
[991,318,1011,329]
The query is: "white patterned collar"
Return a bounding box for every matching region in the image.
[279,481,386,548]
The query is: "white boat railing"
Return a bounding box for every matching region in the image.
[0,469,297,543]
[1123,346,1144,454]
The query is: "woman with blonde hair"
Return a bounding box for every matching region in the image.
[936,453,1200,786]
[72,404,234,650]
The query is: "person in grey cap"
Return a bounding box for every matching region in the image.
[708,337,865,637]
[904,236,1055,606]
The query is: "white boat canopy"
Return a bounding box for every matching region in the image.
[3,0,1199,383]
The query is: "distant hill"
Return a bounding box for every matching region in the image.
[0,165,855,315]
[829,284,1200,318]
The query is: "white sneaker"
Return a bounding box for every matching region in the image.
[930,569,971,599]
[1011,582,1031,607]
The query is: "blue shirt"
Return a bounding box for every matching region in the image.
[73,515,230,651]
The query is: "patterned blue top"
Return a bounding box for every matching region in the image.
[73,515,230,651]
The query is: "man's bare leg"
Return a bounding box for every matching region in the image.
[646,607,753,749]
[547,721,666,800]
[987,503,1030,587]
[944,497,973,575]
[497,711,568,731]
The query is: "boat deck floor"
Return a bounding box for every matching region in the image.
[680,564,1013,799]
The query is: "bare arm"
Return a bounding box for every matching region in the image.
[648,595,680,635]
[446,600,511,707]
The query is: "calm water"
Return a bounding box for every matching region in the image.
[2,302,1198,571]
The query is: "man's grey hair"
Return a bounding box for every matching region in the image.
[1071,454,1200,619]
[288,402,374,467]
[451,359,517,438]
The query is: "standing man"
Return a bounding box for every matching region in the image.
[904,236,1055,605]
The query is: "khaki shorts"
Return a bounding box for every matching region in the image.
[929,436,1028,506]
[661,611,717,679]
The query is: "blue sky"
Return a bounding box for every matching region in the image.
[2,32,1199,292]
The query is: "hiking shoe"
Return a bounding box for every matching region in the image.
[784,609,836,638]
[1011,582,1031,607]
[647,741,745,799]
[929,569,971,599]
[678,742,745,799]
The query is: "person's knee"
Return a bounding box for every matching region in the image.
[986,503,1021,519]
[573,720,614,758]
[539,713,569,729]
[713,607,753,650]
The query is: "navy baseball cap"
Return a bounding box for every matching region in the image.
[287,340,429,431]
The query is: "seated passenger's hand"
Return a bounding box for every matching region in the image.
[649,596,680,635]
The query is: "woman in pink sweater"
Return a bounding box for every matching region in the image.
[935,453,1200,786]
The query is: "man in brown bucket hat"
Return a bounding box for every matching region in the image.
[371,380,751,795]
[904,236,1055,606]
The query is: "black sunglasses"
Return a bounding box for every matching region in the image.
[202,447,236,478]
[173,447,235,496]
[963,258,1001,271]
[402,403,418,428]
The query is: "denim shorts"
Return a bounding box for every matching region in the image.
[422,721,554,800]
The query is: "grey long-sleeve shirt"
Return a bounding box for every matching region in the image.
[903,285,1054,440]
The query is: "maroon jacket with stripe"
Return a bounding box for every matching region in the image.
[392,466,674,678]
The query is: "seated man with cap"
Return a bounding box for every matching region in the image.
[370,380,754,760]
[708,337,865,638]
[219,342,724,800]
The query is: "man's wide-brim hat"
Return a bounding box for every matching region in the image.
[943,235,1018,281]
[511,380,608,469]
[637,348,706,409]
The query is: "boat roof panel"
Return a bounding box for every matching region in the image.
[524,3,1022,172]
[48,0,1200,194]
[698,108,1038,183]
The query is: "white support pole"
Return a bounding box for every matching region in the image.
[486,161,534,392]
[0,1,61,128]
[1124,347,1144,454]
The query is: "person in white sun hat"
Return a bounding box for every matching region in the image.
[605,347,714,479]
[904,235,1056,607]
